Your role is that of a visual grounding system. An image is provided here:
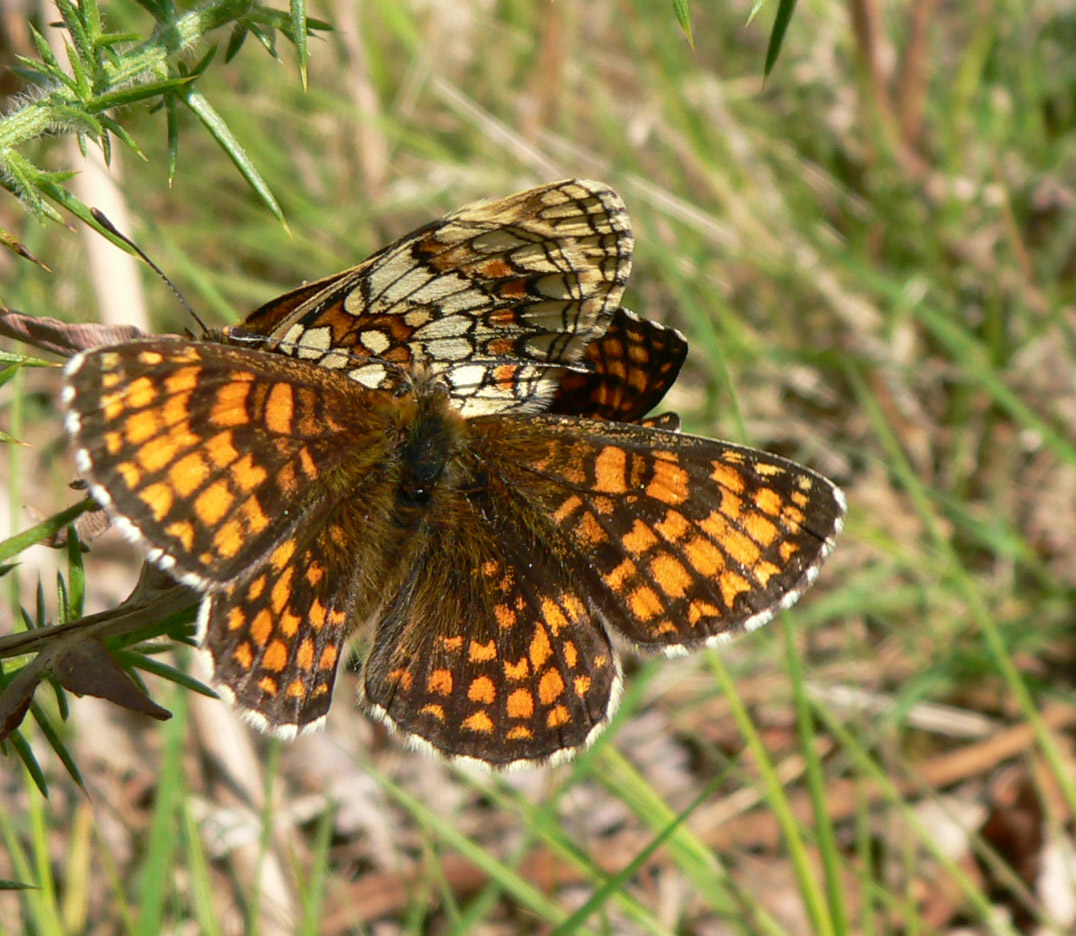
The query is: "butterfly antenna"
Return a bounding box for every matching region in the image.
[91,209,210,337]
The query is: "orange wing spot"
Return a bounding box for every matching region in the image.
[388,668,414,690]
[271,567,295,614]
[493,364,518,390]
[546,705,571,728]
[699,511,760,567]
[719,571,751,610]
[468,676,496,704]
[263,639,288,672]
[561,593,585,619]
[251,609,273,646]
[463,710,494,734]
[562,640,578,669]
[554,494,583,523]
[720,489,743,521]
[655,509,690,542]
[298,447,319,480]
[206,430,239,469]
[279,609,301,637]
[653,620,678,636]
[138,482,173,522]
[104,431,124,455]
[297,638,315,670]
[161,391,191,429]
[286,679,306,699]
[427,669,453,696]
[469,640,497,662]
[270,539,296,571]
[683,535,727,576]
[649,554,693,598]
[166,520,196,551]
[791,491,809,508]
[170,452,210,497]
[576,511,609,546]
[594,654,610,669]
[125,376,157,409]
[312,684,329,698]
[306,562,325,586]
[539,669,565,705]
[711,461,747,493]
[504,657,530,681]
[419,704,445,722]
[164,365,201,396]
[647,459,690,505]
[247,575,266,601]
[309,598,327,630]
[230,453,268,494]
[756,463,785,477]
[258,676,278,697]
[629,453,649,488]
[194,479,234,527]
[211,379,252,427]
[781,505,806,529]
[135,432,183,474]
[506,725,533,741]
[779,541,800,561]
[138,349,164,365]
[754,487,783,516]
[212,518,244,558]
[622,519,659,556]
[319,645,338,671]
[125,409,161,446]
[593,446,629,493]
[591,495,616,516]
[541,597,569,635]
[102,392,124,421]
[440,635,464,652]
[232,642,254,669]
[480,560,500,578]
[723,450,745,464]
[507,688,534,719]
[574,675,592,697]
[604,557,637,590]
[278,463,299,496]
[227,606,246,631]
[240,497,269,535]
[688,600,722,624]
[102,371,122,389]
[629,585,663,621]
[328,609,346,627]
[529,625,552,669]
[607,360,627,379]
[753,560,781,587]
[743,512,778,548]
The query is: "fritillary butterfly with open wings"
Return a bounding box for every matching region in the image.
[62,180,845,768]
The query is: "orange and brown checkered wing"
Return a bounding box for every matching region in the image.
[548,308,687,425]
[479,415,846,652]
[62,339,394,590]
[359,506,621,767]
[199,523,357,735]
[226,179,633,416]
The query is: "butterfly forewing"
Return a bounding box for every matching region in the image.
[226,179,633,417]
[477,415,846,651]
[63,340,397,589]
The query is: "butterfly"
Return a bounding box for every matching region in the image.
[62,179,845,768]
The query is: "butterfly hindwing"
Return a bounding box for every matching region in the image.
[359,497,621,767]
